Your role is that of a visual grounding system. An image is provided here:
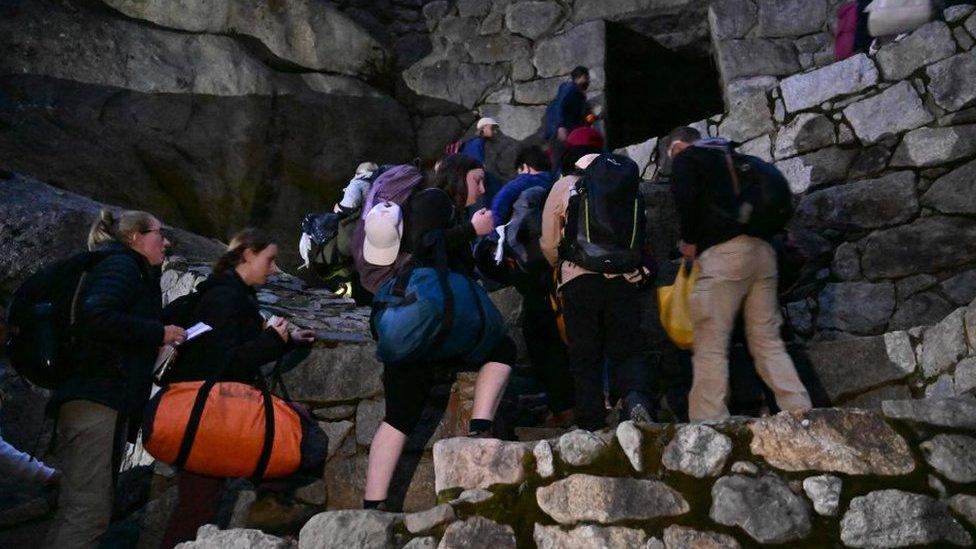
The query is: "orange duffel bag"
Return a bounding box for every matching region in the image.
[143,379,326,479]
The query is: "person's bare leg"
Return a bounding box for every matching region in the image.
[472,361,512,420]
[364,422,408,502]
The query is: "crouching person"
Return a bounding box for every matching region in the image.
[46,210,186,549]
[363,157,513,511]
[158,229,314,549]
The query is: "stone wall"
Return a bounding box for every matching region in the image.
[621,7,976,340]
[289,401,976,547]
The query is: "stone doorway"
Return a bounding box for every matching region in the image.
[604,23,724,149]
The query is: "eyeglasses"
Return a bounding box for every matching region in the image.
[140,228,173,239]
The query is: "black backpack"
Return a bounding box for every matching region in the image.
[300,210,357,283]
[5,251,115,388]
[504,186,549,274]
[728,153,794,238]
[559,154,646,274]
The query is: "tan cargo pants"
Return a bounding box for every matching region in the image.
[45,400,118,549]
[688,235,812,421]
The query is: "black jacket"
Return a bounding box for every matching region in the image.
[162,270,288,384]
[402,189,478,277]
[51,243,165,426]
[671,145,747,254]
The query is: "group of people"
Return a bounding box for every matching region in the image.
[0,64,816,546]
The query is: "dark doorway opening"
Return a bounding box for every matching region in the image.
[604,22,724,149]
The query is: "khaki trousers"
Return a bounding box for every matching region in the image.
[688,236,812,421]
[45,400,119,549]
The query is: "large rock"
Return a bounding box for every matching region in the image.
[532,21,606,78]
[843,81,934,144]
[536,474,689,525]
[817,282,896,335]
[663,525,741,549]
[404,58,507,109]
[774,113,836,158]
[718,89,775,143]
[404,504,456,535]
[876,21,957,81]
[806,336,916,401]
[298,510,400,549]
[533,524,648,549]
[922,158,976,215]
[840,490,972,547]
[505,2,563,40]
[919,308,969,378]
[0,173,223,291]
[615,421,645,473]
[882,396,976,429]
[438,517,516,549]
[101,0,387,77]
[921,434,976,483]
[794,171,918,231]
[890,291,958,330]
[465,34,531,64]
[432,438,529,493]
[710,474,811,544]
[780,54,879,113]
[748,409,914,475]
[282,344,383,404]
[708,0,757,40]
[950,494,976,527]
[941,268,976,305]
[176,525,292,548]
[513,77,565,105]
[715,38,800,81]
[662,424,732,478]
[860,217,976,279]
[755,0,827,37]
[890,124,976,168]
[774,146,857,194]
[478,104,547,141]
[927,51,976,112]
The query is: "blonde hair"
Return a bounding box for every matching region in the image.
[214,228,275,275]
[87,209,157,250]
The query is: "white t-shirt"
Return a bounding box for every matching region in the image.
[337,177,372,212]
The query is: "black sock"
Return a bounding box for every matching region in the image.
[469,419,493,433]
[363,499,384,510]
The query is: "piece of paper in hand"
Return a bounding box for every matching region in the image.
[494,223,509,265]
[185,322,212,341]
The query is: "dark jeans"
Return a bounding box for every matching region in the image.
[160,471,224,549]
[512,272,575,414]
[561,275,649,430]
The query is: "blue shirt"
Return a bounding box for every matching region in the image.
[459,137,487,163]
[490,172,557,226]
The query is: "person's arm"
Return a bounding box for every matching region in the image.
[540,178,568,266]
[0,435,57,483]
[460,138,486,163]
[670,154,702,249]
[78,254,164,348]
[490,179,521,227]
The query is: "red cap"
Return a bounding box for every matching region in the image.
[566,127,605,149]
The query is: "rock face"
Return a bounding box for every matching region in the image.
[709,474,811,543]
[794,172,919,231]
[662,424,732,478]
[882,397,976,429]
[780,53,879,112]
[843,81,934,143]
[748,410,915,475]
[298,511,400,549]
[663,525,741,549]
[536,474,689,525]
[840,490,972,547]
[533,524,648,549]
[100,0,387,77]
[557,429,609,467]
[176,525,293,548]
[802,475,842,516]
[432,438,529,493]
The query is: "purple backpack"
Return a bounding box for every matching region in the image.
[835,1,859,61]
[352,164,424,293]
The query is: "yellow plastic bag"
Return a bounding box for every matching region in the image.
[657,261,699,350]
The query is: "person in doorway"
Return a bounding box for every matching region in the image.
[545,66,592,170]
[158,229,314,549]
[46,210,186,549]
[540,153,653,430]
[362,155,514,511]
[667,126,812,421]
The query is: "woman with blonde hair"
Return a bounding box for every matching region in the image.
[46,209,186,549]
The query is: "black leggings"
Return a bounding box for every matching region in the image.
[382,336,517,435]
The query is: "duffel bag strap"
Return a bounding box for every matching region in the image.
[174,378,217,469]
[427,232,455,352]
[250,380,277,482]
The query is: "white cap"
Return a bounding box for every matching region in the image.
[476,117,499,130]
[355,162,379,179]
[363,202,403,266]
[576,153,601,170]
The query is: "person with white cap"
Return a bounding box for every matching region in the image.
[459,117,499,165]
[335,161,380,215]
[362,201,404,267]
